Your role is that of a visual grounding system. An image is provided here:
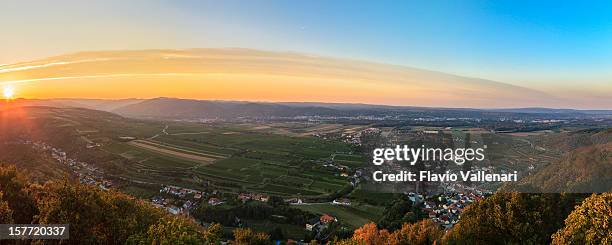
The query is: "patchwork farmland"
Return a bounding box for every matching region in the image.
[98,120,361,198]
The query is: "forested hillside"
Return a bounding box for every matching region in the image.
[507,129,611,193]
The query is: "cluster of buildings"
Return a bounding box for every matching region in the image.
[160,185,203,198]
[152,185,273,216]
[304,213,339,242]
[285,197,304,205]
[413,117,482,122]
[26,140,114,190]
[415,191,485,229]
[268,115,397,123]
[153,185,206,215]
[321,161,350,176]
[331,198,351,206]
[340,127,382,146]
[237,193,269,203]
[320,159,362,187]
[471,165,497,174]
[311,126,382,146]
[207,197,224,206]
[305,214,337,231]
[339,133,362,145]
[151,196,186,215]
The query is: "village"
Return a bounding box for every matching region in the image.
[22,139,115,190]
[416,190,485,229]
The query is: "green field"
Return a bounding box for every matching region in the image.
[17,108,363,198]
[71,118,364,197]
[295,203,384,228]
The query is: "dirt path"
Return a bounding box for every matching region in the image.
[149,125,169,140]
[140,140,225,158]
[128,140,219,164]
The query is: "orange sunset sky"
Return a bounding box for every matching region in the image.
[0,48,609,109]
[1,1,611,109]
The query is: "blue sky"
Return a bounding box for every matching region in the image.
[1,0,611,93]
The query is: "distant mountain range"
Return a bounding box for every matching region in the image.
[4,97,612,120]
[111,98,341,119]
[10,98,145,111]
[491,108,612,115]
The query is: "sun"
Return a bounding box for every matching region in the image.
[3,86,15,100]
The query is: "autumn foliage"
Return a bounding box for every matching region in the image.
[0,164,277,244]
[336,220,444,245]
[552,193,611,244]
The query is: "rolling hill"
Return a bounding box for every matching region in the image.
[110,97,340,119]
[506,129,612,193]
[109,97,612,120]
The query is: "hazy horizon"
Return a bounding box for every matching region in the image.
[8,96,612,111]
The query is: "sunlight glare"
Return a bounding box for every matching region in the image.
[3,86,15,100]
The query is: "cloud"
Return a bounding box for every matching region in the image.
[0,48,597,109]
[0,73,200,85]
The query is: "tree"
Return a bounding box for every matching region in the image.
[37,181,165,244]
[388,220,443,245]
[443,193,581,244]
[552,193,612,245]
[233,228,270,245]
[378,196,417,230]
[0,192,14,223]
[0,164,38,223]
[337,220,443,245]
[351,223,391,245]
[127,216,205,245]
[205,223,224,244]
[0,165,210,244]
[331,239,362,245]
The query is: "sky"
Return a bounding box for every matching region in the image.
[1,0,611,108]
